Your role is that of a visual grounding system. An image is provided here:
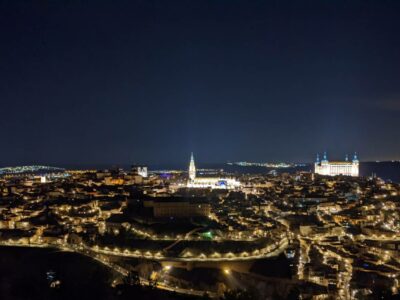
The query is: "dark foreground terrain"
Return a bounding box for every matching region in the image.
[0,247,201,300]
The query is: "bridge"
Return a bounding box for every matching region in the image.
[0,236,289,298]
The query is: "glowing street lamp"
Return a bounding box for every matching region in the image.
[163,265,171,271]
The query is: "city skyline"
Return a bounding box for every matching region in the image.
[3,147,400,168]
[2,2,400,299]
[2,149,400,168]
[1,1,400,165]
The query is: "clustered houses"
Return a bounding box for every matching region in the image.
[1,166,400,299]
[261,173,400,298]
[0,168,162,246]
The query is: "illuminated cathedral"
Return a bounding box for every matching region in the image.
[314,152,359,177]
[187,153,241,189]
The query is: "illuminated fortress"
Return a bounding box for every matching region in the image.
[314,152,359,177]
[187,153,241,189]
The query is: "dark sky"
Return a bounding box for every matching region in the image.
[1,0,400,166]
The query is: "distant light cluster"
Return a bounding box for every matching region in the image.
[0,165,65,175]
[228,161,305,168]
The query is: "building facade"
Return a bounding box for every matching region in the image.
[144,198,210,218]
[132,165,148,178]
[187,153,241,189]
[314,152,359,177]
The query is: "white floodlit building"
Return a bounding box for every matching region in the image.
[314,152,359,177]
[132,165,148,178]
[187,153,241,189]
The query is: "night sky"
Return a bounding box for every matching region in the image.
[1,1,400,166]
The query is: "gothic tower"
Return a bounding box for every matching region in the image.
[188,152,196,181]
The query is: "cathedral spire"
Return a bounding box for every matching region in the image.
[189,152,196,181]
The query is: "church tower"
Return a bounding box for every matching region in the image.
[351,152,359,177]
[188,152,196,181]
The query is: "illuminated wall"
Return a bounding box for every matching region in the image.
[314,159,359,177]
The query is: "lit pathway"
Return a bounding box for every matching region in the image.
[0,238,288,298]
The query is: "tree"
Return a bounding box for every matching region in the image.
[124,271,140,286]
[222,289,257,300]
